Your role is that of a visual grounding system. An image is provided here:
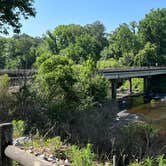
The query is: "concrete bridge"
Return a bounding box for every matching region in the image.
[101,67,166,79]
[1,67,166,99]
[101,67,166,99]
[0,69,36,78]
[0,69,36,87]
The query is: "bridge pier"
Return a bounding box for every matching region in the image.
[111,80,117,99]
[128,78,132,95]
[144,77,150,95]
[150,75,166,93]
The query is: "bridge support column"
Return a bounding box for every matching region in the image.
[144,77,150,95]
[111,80,117,100]
[128,78,132,95]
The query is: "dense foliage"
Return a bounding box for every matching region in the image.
[1,8,166,69]
[0,0,36,34]
[0,34,42,69]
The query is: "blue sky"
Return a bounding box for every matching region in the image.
[20,0,166,37]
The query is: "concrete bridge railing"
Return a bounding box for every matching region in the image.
[0,123,55,166]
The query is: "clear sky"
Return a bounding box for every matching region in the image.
[20,0,166,37]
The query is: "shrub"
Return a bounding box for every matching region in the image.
[36,55,76,101]
[129,155,166,166]
[12,120,25,138]
[45,136,63,153]
[0,74,10,90]
[76,58,110,103]
[111,122,159,165]
[0,74,10,99]
[0,74,16,122]
[66,144,95,166]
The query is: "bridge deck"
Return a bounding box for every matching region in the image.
[101,67,166,79]
[0,69,37,77]
[0,67,166,79]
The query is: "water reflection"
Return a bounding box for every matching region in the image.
[127,97,166,130]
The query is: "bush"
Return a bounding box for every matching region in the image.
[76,58,110,103]
[129,155,166,166]
[45,136,63,154]
[12,120,25,138]
[66,144,95,166]
[0,74,10,94]
[111,122,159,165]
[0,74,16,122]
[36,55,76,101]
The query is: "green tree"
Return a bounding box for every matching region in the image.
[5,34,42,69]
[0,37,7,68]
[138,8,166,65]
[134,42,157,66]
[44,24,84,54]
[0,0,36,34]
[60,34,100,63]
[85,21,108,56]
[76,58,109,102]
[42,22,107,63]
[37,55,76,101]
[97,58,123,69]
[101,23,140,66]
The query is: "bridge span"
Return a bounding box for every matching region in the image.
[101,67,166,79]
[101,67,166,99]
[0,67,166,99]
[0,69,36,78]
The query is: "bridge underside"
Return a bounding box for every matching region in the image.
[110,74,166,100]
[101,67,166,99]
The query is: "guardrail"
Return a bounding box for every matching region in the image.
[0,123,54,166]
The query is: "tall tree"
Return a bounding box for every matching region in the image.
[134,42,158,66]
[44,24,84,54]
[138,8,166,65]
[0,0,36,34]
[4,34,42,69]
[85,21,108,54]
[42,22,107,63]
[101,23,140,66]
[60,34,100,63]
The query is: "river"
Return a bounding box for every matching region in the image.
[125,95,166,130]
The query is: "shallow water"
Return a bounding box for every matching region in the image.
[127,97,166,130]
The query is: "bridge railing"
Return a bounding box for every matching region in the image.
[0,67,166,76]
[0,69,37,76]
[100,66,166,73]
